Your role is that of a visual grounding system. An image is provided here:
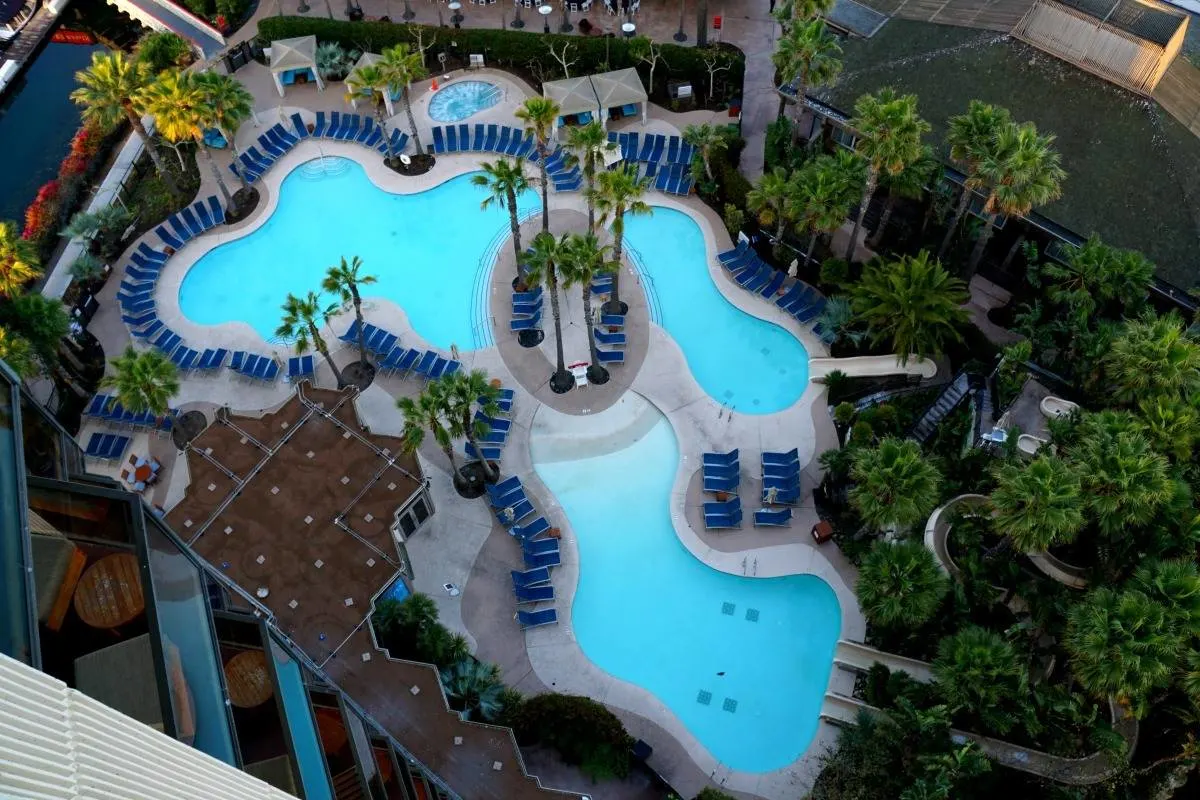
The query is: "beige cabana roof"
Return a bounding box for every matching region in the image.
[350,51,383,73]
[542,76,600,117]
[269,35,318,73]
[590,68,648,109]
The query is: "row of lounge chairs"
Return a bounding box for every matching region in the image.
[718,242,831,343]
[84,394,176,434]
[651,162,694,196]
[699,448,801,529]
[287,355,315,382]
[607,131,695,167]
[311,110,408,155]
[84,433,131,461]
[230,351,281,381]
[491,475,560,629]
[153,196,226,252]
[589,279,626,364]
[338,321,464,382]
[431,123,582,191]
[511,285,542,332]
[464,390,515,464]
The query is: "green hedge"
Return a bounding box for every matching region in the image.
[256,18,744,107]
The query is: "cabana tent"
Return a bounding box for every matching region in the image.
[542,76,601,133]
[1012,0,1188,94]
[345,52,394,116]
[590,68,648,125]
[268,36,324,97]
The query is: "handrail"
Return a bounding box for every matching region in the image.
[470,206,539,349]
[622,241,663,325]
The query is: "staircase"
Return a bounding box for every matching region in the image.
[974,375,995,442]
[909,371,970,443]
[331,767,366,800]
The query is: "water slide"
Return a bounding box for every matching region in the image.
[809,354,938,380]
[833,640,934,683]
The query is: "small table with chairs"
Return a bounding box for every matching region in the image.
[73,552,145,630]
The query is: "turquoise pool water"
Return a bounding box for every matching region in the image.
[533,410,841,773]
[428,80,502,122]
[623,208,809,413]
[178,158,538,349]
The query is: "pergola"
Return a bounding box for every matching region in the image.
[590,68,648,125]
[345,52,394,117]
[268,36,324,98]
[542,76,600,134]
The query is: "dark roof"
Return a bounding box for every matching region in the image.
[1052,0,1186,46]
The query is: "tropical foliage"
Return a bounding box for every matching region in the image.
[856,540,949,629]
[276,292,343,386]
[849,438,942,531]
[99,346,180,416]
[322,256,377,365]
[849,252,968,363]
[989,455,1084,552]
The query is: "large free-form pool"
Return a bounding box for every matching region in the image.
[178,158,538,349]
[532,399,841,773]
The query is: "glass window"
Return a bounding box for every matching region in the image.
[26,483,135,545]
[143,516,237,764]
[413,497,430,525]
[0,376,37,665]
[19,392,80,480]
[398,513,416,537]
[269,636,334,800]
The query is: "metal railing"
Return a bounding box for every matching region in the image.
[469,207,539,349]
[622,241,664,325]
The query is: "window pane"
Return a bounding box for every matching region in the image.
[413,498,430,525]
[399,513,416,537]
[0,377,36,664]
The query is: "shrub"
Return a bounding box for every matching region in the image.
[833,402,856,426]
[136,32,192,73]
[371,593,469,669]
[722,203,744,239]
[22,181,61,244]
[764,116,793,172]
[819,258,850,291]
[514,693,632,779]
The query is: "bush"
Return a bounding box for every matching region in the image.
[722,203,744,239]
[256,17,745,108]
[514,693,632,780]
[371,593,469,669]
[136,32,192,73]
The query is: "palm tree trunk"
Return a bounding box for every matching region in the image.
[790,78,808,145]
[867,194,898,249]
[548,271,567,377]
[774,215,786,247]
[403,87,423,153]
[805,231,819,267]
[218,125,250,200]
[538,145,550,234]
[777,94,787,119]
[603,216,626,315]
[352,288,368,364]
[126,105,179,195]
[202,146,234,209]
[507,191,523,282]
[844,169,877,263]
[312,328,344,386]
[378,104,395,161]
[937,184,973,260]
[585,158,596,234]
[583,285,608,384]
[703,149,713,181]
[465,426,498,481]
[966,212,997,275]
[1000,233,1026,272]
[442,442,463,482]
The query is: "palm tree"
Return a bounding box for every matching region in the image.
[440,660,505,721]
[0,328,36,378]
[558,232,618,384]
[747,167,797,250]
[989,455,1085,553]
[72,50,177,194]
[593,164,651,316]
[966,121,1065,273]
[275,292,343,386]
[472,158,532,282]
[682,123,727,182]
[397,388,465,487]
[813,297,864,349]
[868,145,935,249]
[0,220,41,297]
[932,626,1029,735]
[855,539,948,629]
[322,256,377,365]
[771,18,842,120]
[773,0,836,28]
[1069,419,1173,538]
[849,437,942,532]
[792,154,859,266]
[378,43,428,154]
[521,232,574,393]
[193,71,253,208]
[1065,587,1182,715]
[1137,395,1200,461]
[442,368,502,482]
[346,63,401,162]
[937,100,1013,260]
[514,96,561,235]
[99,346,179,416]
[1132,559,1200,637]
[843,88,930,261]
[1104,313,1200,405]
[563,121,608,232]
[850,251,968,363]
[1040,235,1154,317]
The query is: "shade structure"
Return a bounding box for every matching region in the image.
[542,75,600,118]
[345,52,395,117]
[590,68,649,124]
[268,36,325,97]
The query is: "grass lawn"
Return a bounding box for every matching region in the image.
[818,21,1200,289]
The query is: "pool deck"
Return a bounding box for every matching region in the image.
[82,65,942,800]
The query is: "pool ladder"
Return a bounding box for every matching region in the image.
[297,156,351,180]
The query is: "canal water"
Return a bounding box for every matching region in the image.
[0,0,140,223]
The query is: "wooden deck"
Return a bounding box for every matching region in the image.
[1154,56,1200,137]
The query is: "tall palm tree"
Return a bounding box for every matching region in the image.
[989,455,1085,553]
[0,221,41,298]
[521,232,573,393]
[773,0,836,28]
[558,232,618,384]
[966,121,1064,273]
[1104,313,1200,405]
[1069,418,1172,538]
[193,71,253,206]
[747,167,797,249]
[397,388,465,487]
[1065,587,1182,716]
[322,256,377,365]
[771,18,842,120]
[937,100,1012,260]
[868,145,936,249]
[72,50,177,194]
[440,659,505,721]
[592,165,651,316]
[563,121,608,233]
[792,154,859,266]
[99,346,179,416]
[275,292,343,386]
[442,369,502,482]
[472,158,532,280]
[849,437,942,532]
[850,251,968,363]
[1040,235,1154,317]
[514,96,561,235]
[932,626,1029,735]
[378,43,428,154]
[843,88,930,261]
[682,123,728,182]
[346,63,401,162]
[855,539,948,630]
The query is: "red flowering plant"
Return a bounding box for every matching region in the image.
[22,181,61,243]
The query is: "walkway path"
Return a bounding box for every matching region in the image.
[110,0,226,58]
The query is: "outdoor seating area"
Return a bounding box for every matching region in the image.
[430,123,582,191]
[343,321,465,382]
[718,241,831,343]
[607,130,695,196]
[697,447,801,529]
[118,453,162,492]
[83,432,131,462]
[84,393,176,434]
[152,196,226,251]
[511,284,543,333]
[591,296,625,364]
[464,391,514,463]
[492,475,560,628]
[230,112,406,186]
[761,449,801,506]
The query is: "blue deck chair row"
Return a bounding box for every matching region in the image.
[702,449,740,493]
[84,394,175,431]
[227,121,304,184]
[84,432,131,461]
[230,351,280,381]
[340,321,399,356]
[754,507,793,526]
[377,346,461,381]
[287,355,315,381]
[653,162,693,196]
[607,130,640,162]
[761,453,801,505]
[721,245,828,327]
[485,387,516,414]
[153,195,226,251]
[431,123,582,190]
[634,133,695,167]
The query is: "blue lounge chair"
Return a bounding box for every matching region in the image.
[257,133,285,159]
[763,448,799,466]
[775,283,805,310]
[246,146,275,171]
[196,348,228,370]
[466,442,503,462]
[168,214,195,243]
[130,250,165,271]
[339,320,363,344]
[703,449,739,467]
[287,355,315,381]
[744,268,772,293]
[497,498,535,525]
[194,201,214,231]
[171,347,200,370]
[517,608,558,628]
[124,267,157,285]
[394,348,420,374]
[593,328,625,346]
[704,496,741,516]
[479,429,508,444]
[513,287,543,303]
[153,331,181,356]
[636,134,654,162]
[290,112,311,140]
[477,412,511,431]
[596,349,624,364]
[207,195,225,225]
[122,310,157,329]
[512,300,543,317]
[411,350,439,377]
[83,433,108,458]
[511,314,542,332]
[356,118,377,145]
[762,474,800,493]
[326,111,342,138]
[313,111,329,138]
[132,321,164,340]
[505,132,525,157]
[495,126,512,154]
[472,123,486,151]
[432,126,446,153]
[155,224,184,251]
[759,270,785,297]
[512,567,551,587]
[340,115,361,142]
[511,517,549,540]
[136,243,167,263]
[649,134,665,163]
[703,462,739,480]
[514,585,555,604]
[666,135,680,164]
[488,475,522,498]
[229,351,246,373]
[523,550,561,569]
[120,299,154,317]
[754,508,793,526]
[84,394,111,417]
[446,125,458,152]
[703,473,740,493]
[457,124,470,150]
[256,359,280,382]
[523,537,559,556]
[491,487,528,511]
[762,485,801,505]
[704,511,743,530]
[484,123,499,151]
[426,357,451,381]
[270,123,298,148]
[600,313,625,327]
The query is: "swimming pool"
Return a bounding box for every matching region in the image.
[178,158,539,349]
[622,208,809,413]
[428,80,502,122]
[532,399,841,773]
